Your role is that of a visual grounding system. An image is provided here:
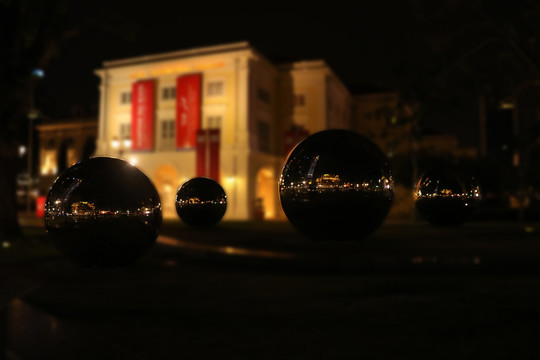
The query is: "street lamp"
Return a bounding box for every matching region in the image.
[111,136,132,158]
[26,68,44,214]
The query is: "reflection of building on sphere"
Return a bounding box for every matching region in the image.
[175,177,227,227]
[414,169,481,226]
[316,174,340,188]
[279,129,394,241]
[44,157,162,267]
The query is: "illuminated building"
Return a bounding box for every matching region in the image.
[94,42,352,219]
[36,117,97,197]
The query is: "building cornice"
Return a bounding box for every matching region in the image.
[102,41,253,69]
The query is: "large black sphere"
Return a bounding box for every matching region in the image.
[175,177,227,226]
[279,129,394,241]
[44,157,162,267]
[414,168,481,226]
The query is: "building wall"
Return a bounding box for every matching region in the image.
[36,118,97,196]
[94,42,354,220]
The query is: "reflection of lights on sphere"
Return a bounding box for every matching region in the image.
[414,169,481,226]
[175,177,227,227]
[44,157,162,267]
[279,129,394,241]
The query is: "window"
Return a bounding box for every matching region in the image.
[257,87,270,104]
[162,86,176,100]
[159,120,175,150]
[292,94,305,107]
[204,115,222,129]
[120,123,131,140]
[257,121,270,153]
[120,92,132,104]
[206,81,224,96]
[41,149,58,176]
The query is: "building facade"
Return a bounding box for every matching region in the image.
[36,117,97,196]
[94,42,351,219]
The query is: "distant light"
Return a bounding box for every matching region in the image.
[123,138,132,148]
[500,101,514,110]
[2,241,11,249]
[18,145,26,157]
[32,68,45,78]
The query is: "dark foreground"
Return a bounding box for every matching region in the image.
[3,218,540,359]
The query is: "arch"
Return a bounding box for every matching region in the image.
[255,167,276,219]
[154,165,179,219]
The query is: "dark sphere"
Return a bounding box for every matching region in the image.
[414,169,481,226]
[279,129,394,241]
[175,177,227,227]
[44,157,162,267]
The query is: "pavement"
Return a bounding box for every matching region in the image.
[4,215,540,359]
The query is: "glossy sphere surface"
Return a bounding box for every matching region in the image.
[45,157,162,267]
[414,169,481,226]
[280,129,393,241]
[176,177,227,226]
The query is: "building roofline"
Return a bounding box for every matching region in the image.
[36,118,97,132]
[102,41,253,68]
[276,59,327,71]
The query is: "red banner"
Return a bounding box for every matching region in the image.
[209,129,220,182]
[36,196,46,218]
[195,129,221,182]
[196,129,207,178]
[176,74,201,149]
[283,128,309,156]
[131,80,155,151]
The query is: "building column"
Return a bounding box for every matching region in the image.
[95,69,109,156]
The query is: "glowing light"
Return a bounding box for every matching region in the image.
[32,68,45,78]
[2,241,11,248]
[130,157,137,165]
[111,137,120,149]
[18,145,26,157]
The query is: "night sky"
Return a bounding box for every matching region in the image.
[35,3,534,148]
[37,6,413,117]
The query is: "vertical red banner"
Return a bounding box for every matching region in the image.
[283,128,309,156]
[36,196,46,218]
[131,80,155,151]
[209,129,220,182]
[196,129,207,177]
[176,74,201,149]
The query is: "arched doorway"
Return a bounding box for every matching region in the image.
[255,167,276,219]
[154,165,179,219]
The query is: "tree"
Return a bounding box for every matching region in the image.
[0,0,132,240]
[383,1,540,219]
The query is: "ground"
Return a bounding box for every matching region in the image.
[3,218,540,359]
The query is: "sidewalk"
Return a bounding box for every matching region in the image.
[4,216,540,359]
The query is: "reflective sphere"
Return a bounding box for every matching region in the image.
[414,168,481,226]
[175,177,227,226]
[44,157,162,267]
[279,129,394,241]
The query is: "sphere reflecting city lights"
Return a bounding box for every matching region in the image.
[414,168,481,226]
[44,157,162,267]
[279,129,394,241]
[175,177,227,227]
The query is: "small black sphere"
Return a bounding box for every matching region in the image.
[279,129,394,241]
[414,168,481,226]
[44,157,162,267]
[175,177,227,227]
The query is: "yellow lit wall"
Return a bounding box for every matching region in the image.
[95,42,352,220]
